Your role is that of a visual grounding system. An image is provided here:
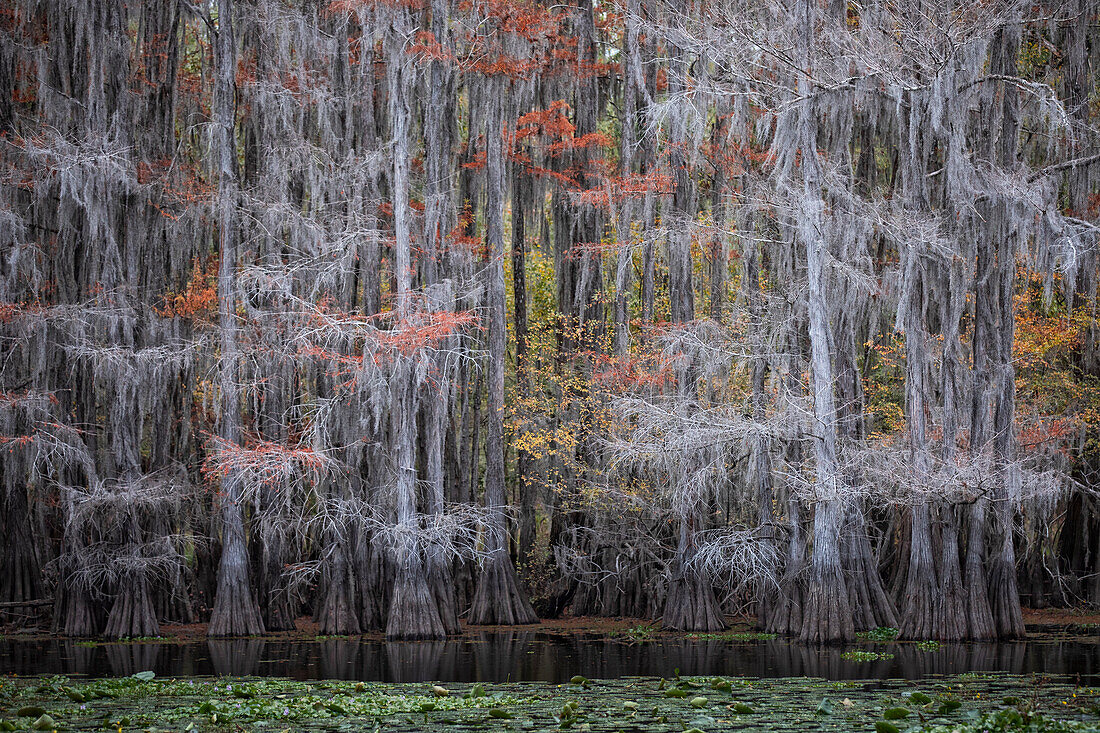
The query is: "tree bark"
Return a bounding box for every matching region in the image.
[421,0,462,635]
[986,23,1026,640]
[512,162,537,573]
[898,236,940,640]
[658,0,724,631]
[208,0,264,637]
[384,7,445,641]
[469,75,538,626]
[316,533,360,635]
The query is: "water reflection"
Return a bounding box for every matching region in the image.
[2,632,1098,682]
[105,642,161,676]
[208,639,266,676]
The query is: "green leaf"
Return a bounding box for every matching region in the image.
[557,701,578,722]
[816,697,834,715]
[731,702,754,714]
[689,696,708,708]
[909,692,932,705]
[32,714,56,731]
[131,670,155,682]
[488,708,513,719]
[874,722,901,733]
[883,707,910,719]
[17,707,45,718]
[938,700,962,714]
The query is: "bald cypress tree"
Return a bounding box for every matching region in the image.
[208,0,265,638]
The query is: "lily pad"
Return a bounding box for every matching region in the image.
[32,715,57,731]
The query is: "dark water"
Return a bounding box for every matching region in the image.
[2,630,1100,682]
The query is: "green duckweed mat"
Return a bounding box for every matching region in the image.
[2,672,1099,731]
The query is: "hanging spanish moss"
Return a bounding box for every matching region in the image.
[0,0,1097,643]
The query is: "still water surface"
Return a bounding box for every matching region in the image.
[2,630,1099,682]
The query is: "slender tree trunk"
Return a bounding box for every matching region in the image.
[898,263,939,639]
[613,0,640,354]
[708,109,727,322]
[421,0,462,634]
[763,283,807,635]
[209,0,264,637]
[469,76,538,626]
[834,307,896,632]
[987,23,1026,640]
[796,0,852,641]
[512,163,537,572]
[384,8,445,640]
[660,5,724,631]
[798,188,852,642]
[639,29,658,325]
[426,376,462,634]
[965,233,997,640]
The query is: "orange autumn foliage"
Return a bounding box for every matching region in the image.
[156,257,218,320]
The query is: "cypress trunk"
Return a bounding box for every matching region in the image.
[469,76,538,626]
[208,0,264,637]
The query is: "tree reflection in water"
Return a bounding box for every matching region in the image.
[4,633,1097,682]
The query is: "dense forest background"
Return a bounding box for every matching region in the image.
[1,0,1099,643]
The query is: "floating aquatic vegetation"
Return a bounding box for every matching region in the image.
[0,673,1095,731]
[856,627,900,642]
[685,631,778,642]
[840,649,895,662]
